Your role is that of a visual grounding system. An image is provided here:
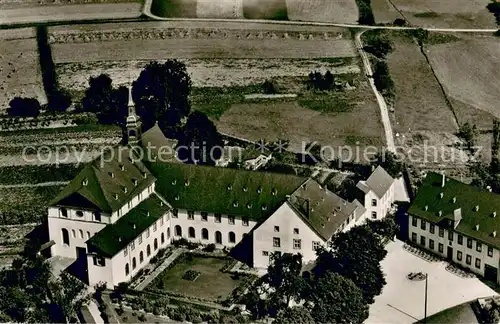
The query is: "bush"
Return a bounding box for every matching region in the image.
[355,0,375,25]
[373,61,395,98]
[182,270,201,281]
[262,80,277,94]
[203,243,216,252]
[495,29,500,37]
[115,307,124,316]
[7,97,41,117]
[138,313,147,322]
[73,114,98,126]
[308,71,335,91]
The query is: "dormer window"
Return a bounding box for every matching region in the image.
[185,180,190,187]
[257,186,262,193]
[246,203,252,209]
[261,205,267,211]
[142,172,147,179]
[119,164,125,171]
[175,195,180,201]
[271,188,277,196]
[132,179,138,186]
[128,157,134,163]
[227,184,232,191]
[82,178,88,186]
[172,179,177,185]
[114,193,119,200]
[60,208,68,217]
[109,172,115,178]
[122,186,128,194]
[233,201,239,207]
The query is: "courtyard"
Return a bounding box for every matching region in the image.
[147,254,249,301]
[366,240,497,324]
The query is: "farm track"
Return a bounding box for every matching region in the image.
[0,181,69,188]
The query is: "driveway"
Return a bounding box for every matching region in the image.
[367,240,497,324]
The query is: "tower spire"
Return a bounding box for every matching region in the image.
[125,68,141,146]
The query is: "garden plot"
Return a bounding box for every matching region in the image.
[0,28,46,112]
[56,58,360,93]
[285,0,358,24]
[426,36,500,130]
[388,0,495,28]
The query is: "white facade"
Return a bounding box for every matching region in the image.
[409,214,500,283]
[362,183,395,222]
[252,203,325,269]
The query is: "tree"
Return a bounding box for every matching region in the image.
[364,32,394,58]
[50,271,90,323]
[487,1,500,24]
[366,217,399,240]
[457,122,478,150]
[133,60,191,133]
[262,80,278,94]
[310,273,369,324]
[176,111,223,165]
[371,151,404,178]
[308,71,335,91]
[373,61,395,97]
[412,28,429,46]
[7,97,41,117]
[314,224,387,304]
[491,119,500,174]
[274,306,314,324]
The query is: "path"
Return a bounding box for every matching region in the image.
[134,248,185,291]
[0,181,69,188]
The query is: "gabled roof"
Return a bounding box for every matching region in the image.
[145,161,306,222]
[408,172,500,249]
[288,179,365,240]
[87,194,169,258]
[141,124,178,162]
[50,146,155,213]
[363,166,394,198]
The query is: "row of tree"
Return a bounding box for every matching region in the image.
[241,218,397,323]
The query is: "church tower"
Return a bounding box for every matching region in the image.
[126,85,142,146]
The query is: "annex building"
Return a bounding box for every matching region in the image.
[408,172,500,284]
[47,94,398,287]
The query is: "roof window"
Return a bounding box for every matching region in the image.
[82,178,88,186]
[109,172,115,178]
[233,201,239,207]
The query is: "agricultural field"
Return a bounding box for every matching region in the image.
[0,28,46,112]
[373,0,496,28]
[285,0,358,24]
[426,35,500,131]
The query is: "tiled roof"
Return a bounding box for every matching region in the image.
[50,146,155,213]
[87,194,169,258]
[364,166,394,198]
[145,161,306,222]
[408,172,500,248]
[140,124,178,163]
[289,179,365,240]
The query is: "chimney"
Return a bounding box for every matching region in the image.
[475,224,480,231]
[493,211,497,218]
[439,192,444,199]
[493,231,497,238]
[475,205,479,212]
[441,173,446,188]
[452,197,456,203]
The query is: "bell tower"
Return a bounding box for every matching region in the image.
[126,85,141,146]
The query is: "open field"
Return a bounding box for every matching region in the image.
[0,28,46,111]
[371,0,403,23]
[377,0,496,28]
[286,0,358,24]
[243,0,287,20]
[426,35,500,130]
[149,255,246,300]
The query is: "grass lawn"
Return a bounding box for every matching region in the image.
[149,255,246,301]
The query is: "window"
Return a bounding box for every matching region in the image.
[438,243,444,253]
[125,264,129,276]
[228,216,235,225]
[439,228,444,238]
[161,233,165,244]
[189,227,196,238]
[467,238,473,249]
[153,223,157,232]
[229,232,236,243]
[175,225,182,237]
[293,239,301,249]
[273,237,281,247]
[421,220,426,230]
[147,245,151,257]
[167,228,171,239]
[371,199,377,207]
[430,224,435,234]
[458,235,463,245]
[61,208,68,217]
[146,228,150,238]
[139,251,144,263]
[448,231,453,241]
[188,211,194,220]
[488,246,494,257]
[457,251,463,261]
[61,228,70,246]
[130,241,135,251]
[94,212,101,222]
[215,213,221,223]
[411,232,417,242]
[172,209,178,218]
[87,231,91,239]
[76,210,84,217]
[124,248,128,257]
[154,238,158,250]
[93,256,105,267]
[294,228,299,235]
[412,217,418,227]
[429,239,434,250]
[371,211,377,219]
[71,229,76,238]
[138,234,143,245]
[160,217,164,226]
[202,228,209,240]
[242,217,249,226]
[262,251,269,256]
[78,229,83,239]
[477,242,482,252]
[420,236,426,247]
[274,226,280,232]
[201,212,208,221]
[313,241,321,251]
[466,254,472,265]
[132,257,136,270]
[475,258,481,269]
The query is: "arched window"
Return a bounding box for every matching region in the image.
[161,233,165,244]
[125,263,129,276]
[215,231,222,244]
[79,229,84,239]
[60,208,68,217]
[61,228,70,246]
[86,231,91,239]
[189,227,196,238]
[202,228,209,240]
[154,238,158,250]
[132,257,137,270]
[71,229,76,238]
[129,130,136,137]
[167,228,171,238]
[175,225,182,237]
[139,251,144,263]
[229,231,236,243]
[147,244,151,256]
